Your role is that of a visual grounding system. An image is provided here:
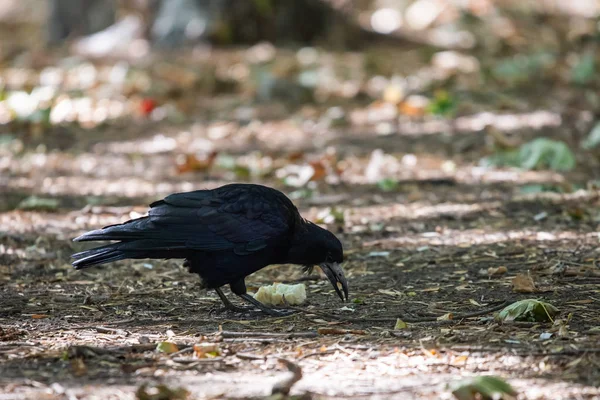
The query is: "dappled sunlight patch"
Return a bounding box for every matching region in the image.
[363,228,597,249]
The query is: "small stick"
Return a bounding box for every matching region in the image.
[219,331,317,339]
[271,358,303,395]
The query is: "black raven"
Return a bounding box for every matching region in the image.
[71,183,348,315]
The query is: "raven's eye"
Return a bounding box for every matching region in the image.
[325,253,333,262]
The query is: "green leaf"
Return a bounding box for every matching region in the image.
[519,184,565,194]
[451,376,517,400]
[17,196,59,211]
[571,53,596,85]
[492,52,556,84]
[377,178,398,192]
[582,122,600,150]
[518,138,575,171]
[315,207,345,224]
[427,90,456,116]
[482,138,575,172]
[496,299,559,323]
[136,384,189,400]
[394,318,408,330]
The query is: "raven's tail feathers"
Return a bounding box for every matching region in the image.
[71,243,127,269]
[73,217,152,242]
[71,239,188,269]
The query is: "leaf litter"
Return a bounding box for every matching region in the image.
[1,1,600,399]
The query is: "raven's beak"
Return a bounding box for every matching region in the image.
[319,262,349,302]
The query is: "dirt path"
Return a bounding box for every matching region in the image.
[1,9,600,395]
[2,111,600,398]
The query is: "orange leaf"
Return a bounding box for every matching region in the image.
[176,151,217,174]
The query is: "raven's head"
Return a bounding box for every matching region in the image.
[288,221,348,302]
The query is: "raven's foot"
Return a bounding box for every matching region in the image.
[238,293,296,317]
[213,287,252,312]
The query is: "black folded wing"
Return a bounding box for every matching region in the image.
[72,184,298,267]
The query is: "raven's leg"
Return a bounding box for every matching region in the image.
[230,279,295,317]
[184,258,251,312]
[214,287,252,312]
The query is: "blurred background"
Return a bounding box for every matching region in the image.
[2,2,600,398]
[1,0,600,212]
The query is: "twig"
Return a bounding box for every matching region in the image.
[94,326,129,335]
[219,331,317,339]
[169,346,193,358]
[235,352,267,361]
[298,349,337,360]
[283,301,509,325]
[224,338,294,344]
[271,358,303,395]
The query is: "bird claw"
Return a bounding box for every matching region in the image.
[209,304,254,314]
[263,308,296,317]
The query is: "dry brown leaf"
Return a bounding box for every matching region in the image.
[488,266,508,276]
[485,125,521,150]
[193,343,221,358]
[175,151,218,174]
[512,273,537,293]
[309,160,327,182]
[71,358,87,376]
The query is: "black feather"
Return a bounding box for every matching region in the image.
[71,183,346,299]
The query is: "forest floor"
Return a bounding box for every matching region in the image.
[2,14,600,400]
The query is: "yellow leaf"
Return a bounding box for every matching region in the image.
[469,299,483,307]
[453,355,468,363]
[394,319,408,330]
[156,341,179,354]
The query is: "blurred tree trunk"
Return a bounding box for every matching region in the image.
[47,0,116,44]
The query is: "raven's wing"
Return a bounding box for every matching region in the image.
[152,186,296,254]
[74,185,298,256]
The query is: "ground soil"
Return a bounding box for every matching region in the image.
[1,27,600,400]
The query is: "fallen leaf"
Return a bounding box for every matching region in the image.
[437,313,453,321]
[378,289,402,297]
[394,319,408,330]
[496,299,558,323]
[136,384,189,400]
[469,299,483,307]
[156,341,179,354]
[139,98,157,116]
[70,358,87,376]
[512,273,537,293]
[488,266,507,276]
[451,375,517,400]
[193,343,221,358]
[175,151,218,174]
